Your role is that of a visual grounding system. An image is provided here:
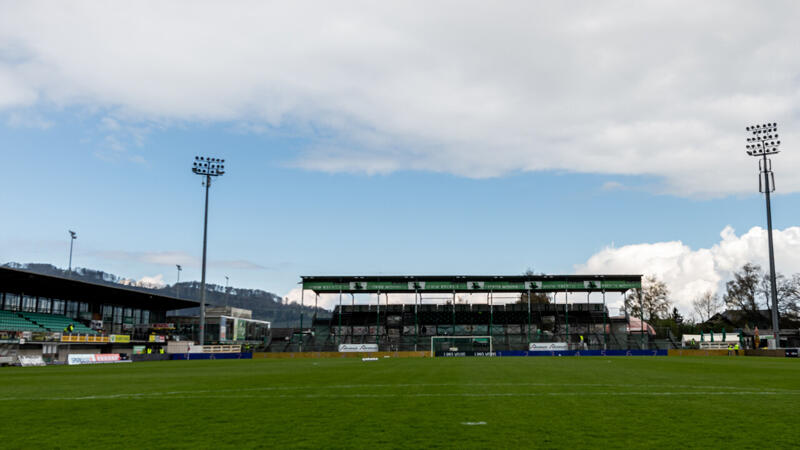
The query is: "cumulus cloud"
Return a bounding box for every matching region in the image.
[0,1,798,195]
[576,226,800,314]
[118,273,166,289]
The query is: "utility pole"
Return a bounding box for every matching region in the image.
[745,122,781,347]
[192,156,226,345]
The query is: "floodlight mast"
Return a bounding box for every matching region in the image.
[175,264,182,298]
[67,230,77,277]
[745,122,781,346]
[192,156,226,346]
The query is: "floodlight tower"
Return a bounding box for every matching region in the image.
[192,156,226,345]
[745,122,781,345]
[67,230,77,277]
[225,275,230,306]
[175,264,182,298]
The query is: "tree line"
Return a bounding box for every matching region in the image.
[622,262,800,332]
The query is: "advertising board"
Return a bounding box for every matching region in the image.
[435,351,495,357]
[338,343,379,352]
[18,355,46,367]
[529,342,569,351]
[67,353,123,365]
[235,319,246,340]
[61,335,109,343]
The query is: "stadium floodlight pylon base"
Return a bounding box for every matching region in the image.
[430,335,493,357]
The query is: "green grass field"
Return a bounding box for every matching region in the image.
[2,356,799,448]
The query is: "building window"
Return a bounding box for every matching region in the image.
[78,302,90,319]
[66,301,79,318]
[142,310,150,324]
[102,305,113,321]
[4,293,20,311]
[52,299,65,315]
[134,309,142,324]
[37,298,51,314]
[113,306,123,324]
[22,295,37,312]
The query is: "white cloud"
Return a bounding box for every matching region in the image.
[6,111,52,129]
[1,2,799,195]
[137,274,166,288]
[118,273,166,288]
[601,181,625,191]
[576,226,800,314]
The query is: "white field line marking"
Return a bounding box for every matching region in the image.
[0,381,774,400]
[0,381,790,401]
[461,422,487,426]
[0,381,794,401]
[2,390,799,402]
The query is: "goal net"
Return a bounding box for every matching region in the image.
[430,336,493,357]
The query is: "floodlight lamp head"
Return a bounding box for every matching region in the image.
[745,122,782,156]
[69,230,76,239]
[191,156,226,177]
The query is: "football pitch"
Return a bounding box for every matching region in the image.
[2,356,799,448]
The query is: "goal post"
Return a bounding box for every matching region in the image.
[430,335,493,357]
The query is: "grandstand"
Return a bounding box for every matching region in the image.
[0,266,199,361]
[0,310,43,332]
[0,310,95,333]
[266,274,681,352]
[20,312,96,334]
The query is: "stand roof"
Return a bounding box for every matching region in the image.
[301,274,641,294]
[0,266,199,311]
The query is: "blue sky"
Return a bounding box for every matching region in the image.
[3,111,799,308]
[1,2,800,314]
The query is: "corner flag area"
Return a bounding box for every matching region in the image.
[2,357,799,448]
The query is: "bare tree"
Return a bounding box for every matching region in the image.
[724,263,762,312]
[692,291,723,323]
[758,272,800,318]
[624,275,672,321]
